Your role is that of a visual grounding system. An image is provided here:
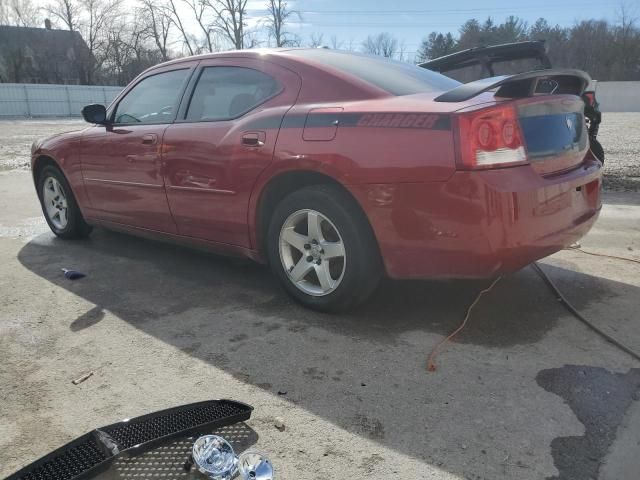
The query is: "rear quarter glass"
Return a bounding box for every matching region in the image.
[285,49,460,95]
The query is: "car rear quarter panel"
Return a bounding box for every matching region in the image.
[247,95,460,255]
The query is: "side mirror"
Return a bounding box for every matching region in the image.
[81,104,108,124]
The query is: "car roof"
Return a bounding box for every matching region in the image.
[148,48,327,70]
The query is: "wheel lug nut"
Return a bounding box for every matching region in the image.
[304,244,310,250]
[316,259,322,265]
[306,256,313,262]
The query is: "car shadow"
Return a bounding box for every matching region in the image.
[17,228,640,479]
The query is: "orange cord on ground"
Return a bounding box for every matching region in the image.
[565,246,640,265]
[426,246,637,372]
[427,276,502,372]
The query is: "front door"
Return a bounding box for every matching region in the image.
[81,67,193,233]
[162,59,301,247]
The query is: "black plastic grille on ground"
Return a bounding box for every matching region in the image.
[6,400,253,480]
[102,401,247,449]
[111,423,258,479]
[18,438,107,480]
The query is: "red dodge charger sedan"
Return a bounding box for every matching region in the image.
[31,49,602,311]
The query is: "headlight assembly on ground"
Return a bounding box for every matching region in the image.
[191,434,274,480]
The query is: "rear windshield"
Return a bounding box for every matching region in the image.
[287,49,460,96]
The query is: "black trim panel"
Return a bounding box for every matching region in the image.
[6,400,253,480]
[253,112,452,131]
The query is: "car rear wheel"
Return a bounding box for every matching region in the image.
[267,184,382,312]
[38,165,92,239]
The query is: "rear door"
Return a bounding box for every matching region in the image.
[162,58,301,247]
[81,65,194,232]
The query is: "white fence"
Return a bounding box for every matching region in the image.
[594,82,640,113]
[0,81,638,117]
[0,83,122,118]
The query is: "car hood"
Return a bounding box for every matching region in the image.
[32,126,89,154]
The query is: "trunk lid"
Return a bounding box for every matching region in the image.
[516,95,589,175]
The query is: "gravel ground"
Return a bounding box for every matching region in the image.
[0,114,637,191]
[598,113,640,192]
[0,119,84,171]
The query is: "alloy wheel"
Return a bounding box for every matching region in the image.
[278,209,346,296]
[42,176,69,230]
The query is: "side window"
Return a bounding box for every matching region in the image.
[113,69,189,124]
[185,67,280,122]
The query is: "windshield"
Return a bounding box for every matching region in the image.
[287,49,460,96]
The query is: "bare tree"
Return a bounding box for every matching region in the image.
[104,18,133,84]
[98,6,171,85]
[361,32,398,57]
[396,39,408,61]
[205,0,249,50]
[4,0,41,26]
[307,32,324,47]
[265,0,298,47]
[344,37,356,51]
[329,34,343,49]
[104,13,151,84]
[614,3,639,79]
[165,0,194,55]
[182,0,221,52]
[79,0,123,84]
[1,1,12,24]
[44,0,81,30]
[138,0,171,61]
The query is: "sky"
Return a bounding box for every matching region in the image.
[32,0,635,56]
[249,0,631,55]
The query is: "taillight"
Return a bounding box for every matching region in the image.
[583,92,596,106]
[456,104,528,170]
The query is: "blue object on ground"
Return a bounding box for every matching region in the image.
[62,268,86,280]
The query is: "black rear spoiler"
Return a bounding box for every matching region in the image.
[420,40,551,74]
[434,68,591,103]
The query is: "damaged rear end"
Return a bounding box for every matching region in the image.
[356,68,602,279]
[441,69,602,276]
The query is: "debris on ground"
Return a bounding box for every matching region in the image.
[62,268,86,280]
[274,417,285,431]
[72,371,94,385]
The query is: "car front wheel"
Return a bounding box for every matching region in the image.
[38,165,92,239]
[267,184,382,312]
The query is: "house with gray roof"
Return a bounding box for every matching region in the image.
[0,21,93,84]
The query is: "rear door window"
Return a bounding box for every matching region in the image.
[185,67,280,121]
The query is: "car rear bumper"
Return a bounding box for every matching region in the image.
[349,157,602,279]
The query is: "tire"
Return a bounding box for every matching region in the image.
[37,165,92,239]
[590,138,605,164]
[267,184,382,312]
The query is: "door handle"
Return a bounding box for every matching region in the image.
[242,132,265,147]
[142,133,158,145]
